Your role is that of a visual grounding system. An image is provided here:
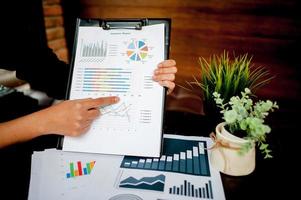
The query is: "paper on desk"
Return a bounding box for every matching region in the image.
[28,134,225,200]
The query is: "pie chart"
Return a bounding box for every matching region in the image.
[126,40,148,61]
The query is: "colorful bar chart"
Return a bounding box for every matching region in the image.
[169,180,213,199]
[120,138,210,176]
[66,161,96,178]
[76,67,132,93]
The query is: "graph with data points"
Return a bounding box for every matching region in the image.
[66,161,95,178]
[169,180,214,199]
[100,102,132,123]
[80,40,107,62]
[74,67,132,93]
[120,138,210,176]
[126,40,148,61]
[119,174,165,192]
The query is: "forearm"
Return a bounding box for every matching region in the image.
[0,111,45,148]
[0,96,119,148]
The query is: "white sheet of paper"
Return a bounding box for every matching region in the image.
[62,24,165,157]
[29,134,226,200]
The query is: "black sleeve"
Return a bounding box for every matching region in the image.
[15,47,70,100]
[0,0,70,100]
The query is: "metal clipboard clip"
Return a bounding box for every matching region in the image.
[101,19,148,30]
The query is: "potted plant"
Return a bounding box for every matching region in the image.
[189,51,274,128]
[210,88,278,176]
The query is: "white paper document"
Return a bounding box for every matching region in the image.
[29,134,226,200]
[62,23,166,157]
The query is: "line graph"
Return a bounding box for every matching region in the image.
[100,102,132,123]
[119,174,165,192]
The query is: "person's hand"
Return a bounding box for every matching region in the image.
[152,59,177,94]
[39,97,119,136]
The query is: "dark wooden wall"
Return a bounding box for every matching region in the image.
[64,0,300,113]
[43,0,69,62]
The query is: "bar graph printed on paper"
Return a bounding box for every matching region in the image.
[120,138,210,176]
[169,180,213,199]
[75,67,132,93]
[80,39,107,62]
[66,161,95,178]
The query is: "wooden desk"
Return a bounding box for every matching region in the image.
[164,110,296,199]
[0,103,296,199]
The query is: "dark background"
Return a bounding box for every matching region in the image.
[2,0,299,199]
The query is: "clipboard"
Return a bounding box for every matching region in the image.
[58,18,171,157]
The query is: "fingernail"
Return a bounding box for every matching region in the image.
[158,63,163,67]
[152,75,157,80]
[154,70,159,74]
[114,97,120,102]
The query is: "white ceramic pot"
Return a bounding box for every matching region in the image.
[210,122,255,176]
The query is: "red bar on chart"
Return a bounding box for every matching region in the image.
[77,161,83,176]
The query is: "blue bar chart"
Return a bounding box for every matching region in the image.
[120,138,210,176]
[169,180,213,199]
[75,67,132,93]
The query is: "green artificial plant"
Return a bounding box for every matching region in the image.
[213,88,279,158]
[190,51,274,116]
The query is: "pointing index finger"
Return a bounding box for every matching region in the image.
[84,96,119,109]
